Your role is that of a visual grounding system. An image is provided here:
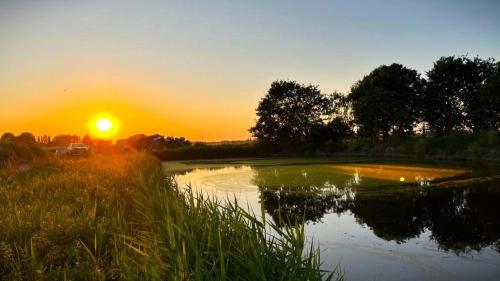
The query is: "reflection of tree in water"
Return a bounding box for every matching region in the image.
[350,191,427,242]
[253,166,356,226]
[259,184,355,226]
[424,186,500,253]
[253,166,500,253]
[351,186,500,253]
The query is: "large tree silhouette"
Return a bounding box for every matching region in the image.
[424,56,496,134]
[16,132,36,143]
[250,80,331,144]
[348,63,424,141]
[475,61,500,130]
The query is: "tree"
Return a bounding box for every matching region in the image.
[82,134,93,146]
[50,135,81,146]
[348,63,424,141]
[424,56,496,134]
[16,132,36,143]
[37,135,51,145]
[1,132,15,141]
[123,134,149,150]
[309,117,352,147]
[330,91,353,123]
[475,62,500,130]
[165,136,191,148]
[250,80,331,144]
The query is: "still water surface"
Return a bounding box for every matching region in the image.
[167,161,500,281]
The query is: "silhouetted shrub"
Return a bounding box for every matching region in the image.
[0,139,46,167]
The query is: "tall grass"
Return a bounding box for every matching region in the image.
[0,154,144,280]
[0,153,338,280]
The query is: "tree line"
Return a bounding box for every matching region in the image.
[0,131,257,162]
[0,132,193,150]
[250,55,500,148]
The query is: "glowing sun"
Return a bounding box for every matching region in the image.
[96,118,112,132]
[88,113,119,138]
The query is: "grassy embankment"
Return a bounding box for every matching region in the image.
[0,151,338,280]
[154,131,500,162]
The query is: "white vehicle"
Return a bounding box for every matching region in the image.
[66,143,89,156]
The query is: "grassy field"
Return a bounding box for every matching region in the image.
[0,153,338,281]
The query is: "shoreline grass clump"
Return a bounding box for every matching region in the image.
[0,153,337,280]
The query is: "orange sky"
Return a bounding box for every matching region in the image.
[0,64,261,141]
[0,89,258,141]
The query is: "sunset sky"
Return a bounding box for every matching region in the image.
[1,0,499,141]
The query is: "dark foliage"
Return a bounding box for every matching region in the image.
[16,132,36,144]
[154,143,259,161]
[49,134,81,146]
[309,117,352,147]
[348,63,424,141]
[0,133,15,141]
[0,138,46,167]
[424,56,497,134]
[82,134,93,146]
[477,62,500,130]
[250,80,332,145]
[117,134,192,152]
[248,56,498,155]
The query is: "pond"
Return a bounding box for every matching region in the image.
[164,158,500,281]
